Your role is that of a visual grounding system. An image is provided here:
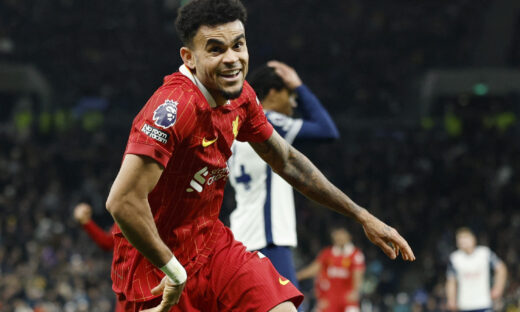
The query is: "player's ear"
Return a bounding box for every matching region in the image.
[180,47,195,70]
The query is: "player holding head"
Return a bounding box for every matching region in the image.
[297,227,365,312]
[248,62,300,116]
[106,0,415,311]
[229,61,339,291]
[446,227,507,312]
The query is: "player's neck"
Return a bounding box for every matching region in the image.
[333,242,353,252]
[208,90,229,107]
[461,247,475,254]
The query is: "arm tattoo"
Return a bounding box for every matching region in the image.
[251,132,365,220]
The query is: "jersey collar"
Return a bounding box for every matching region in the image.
[180,64,231,108]
[332,243,354,256]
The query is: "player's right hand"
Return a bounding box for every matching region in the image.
[267,60,302,90]
[361,214,415,261]
[140,276,186,312]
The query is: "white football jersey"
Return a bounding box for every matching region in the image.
[447,246,501,310]
[228,111,302,251]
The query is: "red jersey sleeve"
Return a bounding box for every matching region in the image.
[236,82,273,143]
[82,220,115,251]
[352,249,366,271]
[125,85,197,167]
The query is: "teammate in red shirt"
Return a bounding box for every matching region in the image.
[298,227,365,312]
[73,203,126,312]
[105,0,415,311]
[74,203,115,251]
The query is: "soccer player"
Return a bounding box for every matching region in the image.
[73,203,125,312]
[73,202,115,251]
[105,0,415,311]
[446,227,507,312]
[297,227,365,312]
[228,61,339,288]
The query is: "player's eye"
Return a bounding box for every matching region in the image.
[233,42,244,49]
[209,46,223,54]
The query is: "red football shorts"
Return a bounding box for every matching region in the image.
[117,226,303,311]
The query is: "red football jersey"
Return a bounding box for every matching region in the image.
[315,244,365,306]
[111,66,273,301]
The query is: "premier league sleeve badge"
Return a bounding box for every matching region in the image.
[153,100,179,129]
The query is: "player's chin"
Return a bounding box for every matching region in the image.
[219,84,244,100]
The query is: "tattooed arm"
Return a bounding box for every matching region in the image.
[250,131,415,261]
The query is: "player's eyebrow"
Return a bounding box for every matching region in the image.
[231,34,246,43]
[205,34,245,48]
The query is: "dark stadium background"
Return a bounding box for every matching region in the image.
[1,0,520,311]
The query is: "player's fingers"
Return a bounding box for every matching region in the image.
[272,67,285,78]
[267,60,283,72]
[267,61,290,76]
[392,242,400,258]
[376,239,397,259]
[396,236,414,261]
[150,278,166,295]
[390,232,415,261]
[267,60,283,68]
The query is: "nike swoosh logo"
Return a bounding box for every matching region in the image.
[202,137,218,147]
[278,277,290,286]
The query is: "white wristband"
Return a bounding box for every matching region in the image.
[160,255,187,285]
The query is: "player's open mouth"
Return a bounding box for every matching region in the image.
[219,69,241,81]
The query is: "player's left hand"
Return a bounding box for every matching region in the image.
[140,276,186,312]
[361,214,415,261]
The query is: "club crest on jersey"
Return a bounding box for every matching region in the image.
[153,100,178,129]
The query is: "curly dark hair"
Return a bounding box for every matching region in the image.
[175,0,247,46]
[248,65,288,101]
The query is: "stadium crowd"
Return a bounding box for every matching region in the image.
[1,0,520,311]
[2,100,520,311]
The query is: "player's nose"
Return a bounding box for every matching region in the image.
[222,49,240,64]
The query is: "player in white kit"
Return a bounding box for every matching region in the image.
[228,61,339,288]
[446,227,507,312]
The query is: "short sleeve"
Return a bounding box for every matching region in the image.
[125,86,197,167]
[265,111,303,144]
[352,250,366,270]
[236,83,273,142]
[446,258,456,278]
[490,250,502,269]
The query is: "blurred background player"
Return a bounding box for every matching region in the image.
[73,203,123,312]
[73,202,114,251]
[446,227,507,312]
[297,227,365,312]
[228,60,339,288]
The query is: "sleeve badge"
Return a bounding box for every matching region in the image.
[153,100,178,129]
